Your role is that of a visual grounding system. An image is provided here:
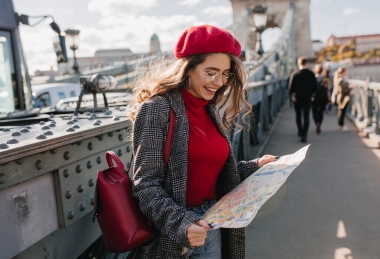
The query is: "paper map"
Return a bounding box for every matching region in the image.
[203,145,310,229]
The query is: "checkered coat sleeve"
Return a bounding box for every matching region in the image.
[131,91,259,258]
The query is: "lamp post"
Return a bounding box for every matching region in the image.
[252,5,267,56]
[64,29,80,73]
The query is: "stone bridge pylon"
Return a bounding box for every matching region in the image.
[230,0,313,58]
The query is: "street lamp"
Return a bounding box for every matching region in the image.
[252,5,267,56]
[64,29,80,73]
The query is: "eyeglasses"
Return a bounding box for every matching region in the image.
[195,66,235,85]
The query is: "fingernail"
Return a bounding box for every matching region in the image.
[208,223,214,229]
[275,156,280,159]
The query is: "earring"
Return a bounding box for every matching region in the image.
[185,76,191,90]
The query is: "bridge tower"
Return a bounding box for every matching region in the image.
[230,0,313,58]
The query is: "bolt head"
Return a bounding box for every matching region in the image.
[49,123,56,127]
[67,120,74,125]
[65,191,72,199]
[63,169,70,178]
[11,131,21,136]
[126,146,131,152]
[64,151,71,160]
[50,149,57,154]
[73,125,80,129]
[90,198,94,206]
[36,134,47,140]
[20,128,30,133]
[79,203,86,212]
[41,126,50,130]
[76,165,83,173]
[89,179,95,187]
[26,126,32,129]
[35,160,43,170]
[108,132,114,137]
[3,128,10,132]
[78,184,84,193]
[118,134,124,141]
[15,158,24,165]
[0,143,9,149]
[66,127,75,132]
[96,156,102,164]
[97,135,103,141]
[44,131,53,136]
[118,149,123,156]
[7,138,19,144]
[93,122,100,126]
[87,161,93,169]
[88,142,94,150]
[39,121,45,125]
[67,211,74,220]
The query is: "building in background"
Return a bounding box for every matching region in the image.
[149,33,161,55]
[326,34,380,53]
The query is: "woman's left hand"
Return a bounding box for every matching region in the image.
[258,155,279,168]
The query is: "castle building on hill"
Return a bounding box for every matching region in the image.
[150,33,161,55]
[326,34,380,53]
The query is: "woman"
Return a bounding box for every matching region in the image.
[312,66,330,134]
[129,25,277,259]
[332,67,351,131]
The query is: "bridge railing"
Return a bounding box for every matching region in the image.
[349,79,380,143]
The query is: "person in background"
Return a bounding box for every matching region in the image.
[287,69,295,108]
[312,66,330,134]
[289,57,317,143]
[129,24,278,259]
[323,69,333,114]
[332,67,351,131]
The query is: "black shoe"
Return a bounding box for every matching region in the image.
[316,124,321,134]
[301,136,307,143]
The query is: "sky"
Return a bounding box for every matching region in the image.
[11,0,380,74]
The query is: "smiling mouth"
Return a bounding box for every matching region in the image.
[204,87,218,93]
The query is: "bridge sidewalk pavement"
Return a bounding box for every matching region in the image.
[246,104,380,259]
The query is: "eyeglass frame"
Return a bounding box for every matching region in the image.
[194,65,235,85]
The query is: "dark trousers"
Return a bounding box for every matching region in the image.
[338,104,348,126]
[294,101,311,137]
[312,103,325,125]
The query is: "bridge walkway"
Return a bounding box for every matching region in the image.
[246,104,380,259]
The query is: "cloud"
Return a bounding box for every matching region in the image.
[343,8,364,15]
[202,6,232,16]
[178,0,201,7]
[88,0,157,16]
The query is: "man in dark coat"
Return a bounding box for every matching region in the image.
[289,57,317,143]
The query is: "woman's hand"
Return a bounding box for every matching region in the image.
[186,220,211,247]
[258,155,279,168]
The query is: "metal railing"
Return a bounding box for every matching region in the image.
[349,79,380,141]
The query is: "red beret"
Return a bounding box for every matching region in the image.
[174,24,241,59]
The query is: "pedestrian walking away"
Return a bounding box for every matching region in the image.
[312,65,330,134]
[127,24,278,259]
[332,67,352,131]
[289,57,317,143]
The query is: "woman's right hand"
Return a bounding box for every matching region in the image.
[186,220,211,247]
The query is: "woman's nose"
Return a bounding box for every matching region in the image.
[213,75,224,86]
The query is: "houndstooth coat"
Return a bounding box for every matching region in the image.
[131,90,259,258]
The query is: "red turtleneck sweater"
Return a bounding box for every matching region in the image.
[181,89,229,207]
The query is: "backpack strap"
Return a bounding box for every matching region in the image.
[126,108,176,173]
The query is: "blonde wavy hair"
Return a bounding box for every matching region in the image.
[129,53,252,131]
[334,67,347,87]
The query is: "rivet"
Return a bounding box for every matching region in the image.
[88,142,94,150]
[50,121,56,124]
[113,116,120,121]
[76,165,82,173]
[3,128,11,132]
[90,197,94,206]
[50,149,57,154]
[72,119,78,122]
[49,123,56,127]
[95,120,102,124]
[67,120,74,125]
[96,156,102,164]
[89,179,95,187]
[35,160,43,170]
[91,113,96,117]
[118,134,124,141]
[64,151,71,160]
[20,128,30,133]
[44,131,53,136]
[126,146,131,152]
[26,126,32,129]
[66,127,75,132]
[0,143,9,149]
[88,116,95,120]
[78,184,84,193]
[7,138,19,144]
[118,149,123,156]
[76,141,82,146]
[120,108,125,111]
[97,135,103,141]
[50,114,54,118]
[105,111,112,115]
[41,126,50,130]
[39,121,45,125]
[63,169,70,178]
[85,111,91,116]
[115,107,120,110]
[87,161,93,169]
[11,131,21,136]
[36,134,47,140]
[67,211,74,220]
[79,203,86,212]
[108,132,114,137]
[65,191,72,199]
[15,158,24,165]
[93,122,100,126]
[73,125,80,129]
[0,174,5,185]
